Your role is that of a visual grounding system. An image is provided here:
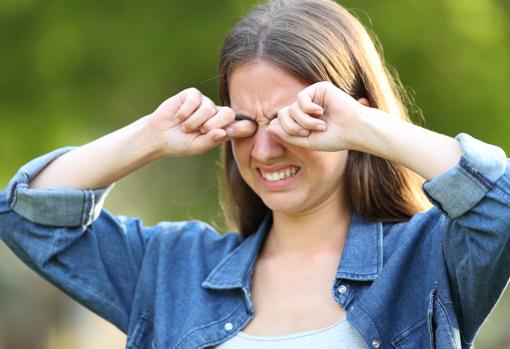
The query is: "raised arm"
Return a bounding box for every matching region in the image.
[267,81,466,180]
[0,87,255,332]
[269,81,510,345]
[28,88,240,190]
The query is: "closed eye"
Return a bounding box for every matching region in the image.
[231,113,257,138]
[235,113,277,122]
[235,113,256,122]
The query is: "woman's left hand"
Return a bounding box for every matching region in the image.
[269,81,464,181]
[267,81,370,151]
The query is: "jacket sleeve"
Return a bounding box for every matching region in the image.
[422,133,510,346]
[0,147,158,333]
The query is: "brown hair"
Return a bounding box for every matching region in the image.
[218,0,431,236]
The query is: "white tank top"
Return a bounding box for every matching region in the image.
[213,318,368,348]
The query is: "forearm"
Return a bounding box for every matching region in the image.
[348,108,463,180]
[29,116,164,190]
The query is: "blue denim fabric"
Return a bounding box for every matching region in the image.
[0,133,509,349]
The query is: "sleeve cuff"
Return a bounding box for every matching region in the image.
[422,133,507,219]
[5,147,115,227]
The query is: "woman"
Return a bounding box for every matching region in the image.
[1,0,509,348]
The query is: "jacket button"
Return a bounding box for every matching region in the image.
[338,285,347,294]
[224,322,234,331]
[372,339,381,348]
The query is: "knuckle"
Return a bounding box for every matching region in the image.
[202,118,216,130]
[176,109,190,121]
[289,103,301,115]
[290,126,302,135]
[192,96,203,108]
[204,105,216,116]
[304,119,316,128]
[187,89,201,105]
[221,107,235,120]
[201,124,211,133]
[284,123,300,134]
[180,120,192,129]
[186,87,200,96]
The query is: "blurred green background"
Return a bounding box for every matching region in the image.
[1,0,509,348]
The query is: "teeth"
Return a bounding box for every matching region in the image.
[261,166,299,182]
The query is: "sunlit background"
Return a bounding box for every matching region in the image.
[1,0,510,348]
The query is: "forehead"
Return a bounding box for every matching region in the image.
[228,60,309,119]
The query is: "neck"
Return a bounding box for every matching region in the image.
[263,194,352,259]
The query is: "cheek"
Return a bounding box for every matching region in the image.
[231,139,252,173]
[314,152,349,180]
[232,138,250,161]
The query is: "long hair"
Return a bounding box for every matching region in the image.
[218,0,431,236]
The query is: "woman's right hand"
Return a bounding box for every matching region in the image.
[29,87,257,190]
[146,88,236,157]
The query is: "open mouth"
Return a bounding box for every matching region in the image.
[259,165,301,182]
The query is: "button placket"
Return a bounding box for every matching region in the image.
[344,299,383,349]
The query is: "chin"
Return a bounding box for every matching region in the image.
[259,193,307,215]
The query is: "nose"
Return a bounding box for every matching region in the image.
[251,127,285,163]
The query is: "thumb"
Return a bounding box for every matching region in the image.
[188,129,227,154]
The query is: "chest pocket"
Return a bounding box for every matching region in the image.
[391,287,460,349]
[127,315,155,349]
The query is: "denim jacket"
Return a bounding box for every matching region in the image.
[1,133,509,349]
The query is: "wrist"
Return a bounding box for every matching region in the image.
[345,106,390,156]
[127,115,167,163]
[344,108,464,180]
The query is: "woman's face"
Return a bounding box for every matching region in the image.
[229,60,349,215]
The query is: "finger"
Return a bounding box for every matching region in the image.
[288,102,327,131]
[225,119,257,139]
[297,87,324,115]
[267,119,311,148]
[175,88,202,122]
[200,106,236,133]
[277,106,310,137]
[188,129,227,154]
[180,96,217,132]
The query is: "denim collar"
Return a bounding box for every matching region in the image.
[201,211,383,298]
